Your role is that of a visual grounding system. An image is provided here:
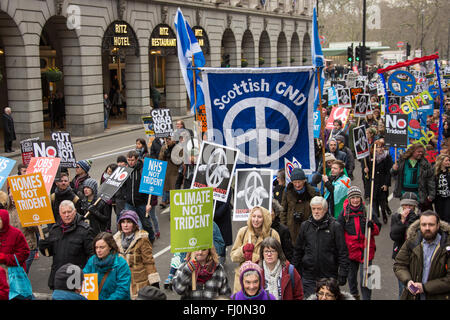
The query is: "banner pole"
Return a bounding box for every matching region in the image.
[317,67,326,178]
[434,58,445,152]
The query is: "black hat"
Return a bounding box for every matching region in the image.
[54,263,84,291]
[136,286,167,300]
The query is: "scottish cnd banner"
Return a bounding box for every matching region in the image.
[201,67,316,171]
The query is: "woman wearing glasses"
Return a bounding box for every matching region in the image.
[258,237,304,300]
[307,278,354,300]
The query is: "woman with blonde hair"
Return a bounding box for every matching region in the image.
[230,206,280,293]
[172,246,231,300]
[434,153,450,223]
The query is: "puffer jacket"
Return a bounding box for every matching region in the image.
[113,229,160,299]
[394,220,450,300]
[0,209,30,271]
[281,182,319,244]
[292,214,349,280]
[390,157,435,203]
[337,199,381,263]
[38,213,95,289]
[230,206,280,293]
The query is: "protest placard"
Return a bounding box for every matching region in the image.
[384,114,408,148]
[191,141,239,202]
[353,125,370,159]
[151,108,174,138]
[80,273,99,300]
[7,172,55,227]
[51,131,76,168]
[170,187,214,253]
[33,140,59,158]
[233,169,273,221]
[354,94,371,118]
[98,166,133,202]
[141,116,155,137]
[327,87,339,106]
[0,156,16,189]
[337,88,352,107]
[350,87,365,105]
[139,158,167,197]
[20,138,39,166]
[326,106,350,130]
[26,157,61,194]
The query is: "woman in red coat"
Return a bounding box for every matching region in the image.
[259,237,304,300]
[0,209,30,271]
[0,267,8,300]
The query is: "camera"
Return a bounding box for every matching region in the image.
[293,212,303,224]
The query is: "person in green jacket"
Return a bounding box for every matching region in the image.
[83,232,131,300]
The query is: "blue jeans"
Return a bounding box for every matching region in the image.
[124,203,155,241]
[348,260,372,300]
[104,109,110,129]
[398,279,405,299]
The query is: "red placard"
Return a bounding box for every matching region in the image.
[326,106,351,130]
[26,157,61,194]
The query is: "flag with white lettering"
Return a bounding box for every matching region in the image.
[0,156,16,189]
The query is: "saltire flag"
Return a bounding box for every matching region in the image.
[201,66,316,172]
[174,8,205,114]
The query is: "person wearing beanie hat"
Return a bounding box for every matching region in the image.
[230,261,276,300]
[136,285,167,300]
[113,209,160,300]
[322,160,351,219]
[52,263,87,300]
[390,192,419,298]
[71,159,92,197]
[280,167,319,245]
[79,178,110,236]
[337,184,381,300]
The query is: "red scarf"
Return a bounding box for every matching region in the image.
[196,261,217,284]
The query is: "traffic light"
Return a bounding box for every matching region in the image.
[355,46,361,62]
[347,46,353,62]
[406,43,411,57]
[364,47,371,61]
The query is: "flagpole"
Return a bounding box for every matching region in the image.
[318,68,326,177]
[192,55,198,122]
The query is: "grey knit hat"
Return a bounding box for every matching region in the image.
[136,286,167,300]
[347,186,362,199]
[82,178,98,196]
[290,168,306,181]
[400,192,418,207]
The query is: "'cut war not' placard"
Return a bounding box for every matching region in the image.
[51,131,76,168]
[170,187,214,253]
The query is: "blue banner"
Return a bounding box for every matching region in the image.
[0,156,16,189]
[202,67,316,171]
[139,158,167,197]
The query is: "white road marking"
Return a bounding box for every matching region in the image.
[91,144,136,157]
[154,245,171,258]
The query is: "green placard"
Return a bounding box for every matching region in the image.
[170,187,214,253]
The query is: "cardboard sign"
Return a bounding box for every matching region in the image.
[51,131,76,168]
[233,169,273,221]
[191,141,239,203]
[142,116,155,137]
[98,166,133,202]
[20,138,39,166]
[353,125,370,159]
[170,187,214,253]
[32,140,59,158]
[139,158,167,197]
[350,87,365,105]
[151,108,174,138]
[385,114,408,148]
[354,94,371,118]
[80,273,99,300]
[327,87,339,106]
[26,157,61,194]
[7,172,55,227]
[0,156,16,189]
[337,88,352,107]
[326,106,350,130]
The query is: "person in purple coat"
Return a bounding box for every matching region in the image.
[230,261,276,300]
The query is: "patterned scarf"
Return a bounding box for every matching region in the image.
[263,260,282,300]
[196,261,217,284]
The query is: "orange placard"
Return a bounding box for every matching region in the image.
[26,157,61,194]
[7,172,55,227]
[80,273,99,300]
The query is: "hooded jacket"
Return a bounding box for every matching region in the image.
[393,220,450,300]
[230,206,280,293]
[292,213,349,281]
[0,267,9,300]
[337,199,381,263]
[389,207,419,259]
[281,182,319,244]
[38,213,95,289]
[0,209,30,271]
[124,159,149,207]
[78,180,110,236]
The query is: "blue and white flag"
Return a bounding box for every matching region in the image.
[174,8,205,114]
[201,67,316,171]
[311,7,325,139]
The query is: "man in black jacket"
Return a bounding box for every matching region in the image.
[2,107,16,152]
[292,196,349,298]
[51,172,81,224]
[39,200,94,290]
[124,150,155,242]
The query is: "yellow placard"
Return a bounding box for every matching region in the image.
[7,172,55,227]
[80,273,99,300]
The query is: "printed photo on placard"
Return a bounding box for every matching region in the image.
[191,141,239,203]
[20,137,39,166]
[354,94,371,118]
[353,125,370,159]
[337,88,351,107]
[141,116,155,137]
[233,169,273,221]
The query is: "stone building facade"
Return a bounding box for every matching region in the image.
[0,0,313,141]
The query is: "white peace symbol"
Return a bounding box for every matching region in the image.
[205,148,229,187]
[357,95,368,113]
[189,238,197,246]
[356,128,367,151]
[339,90,350,104]
[223,97,298,165]
[243,172,269,208]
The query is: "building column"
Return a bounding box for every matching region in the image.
[165,54,187,117]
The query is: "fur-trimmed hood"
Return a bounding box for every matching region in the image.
[114,229,149,254]
[406,219,450,241]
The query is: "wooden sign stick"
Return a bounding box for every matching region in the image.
[84,198,102,218]
[38,225,49,257]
